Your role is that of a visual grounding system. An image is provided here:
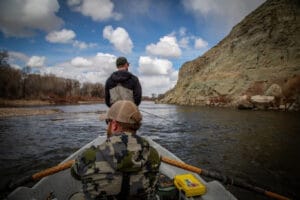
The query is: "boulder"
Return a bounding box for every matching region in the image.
[250,95,275,103]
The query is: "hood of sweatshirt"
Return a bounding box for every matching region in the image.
[110,70,132,84]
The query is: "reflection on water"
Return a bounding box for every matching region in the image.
[0,102,299,199]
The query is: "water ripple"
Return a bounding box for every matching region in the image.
[0,102,299,199]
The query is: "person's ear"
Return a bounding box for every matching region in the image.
[111,120,119,131]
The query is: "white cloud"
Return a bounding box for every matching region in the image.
[67,0,121,21]
[0,0,63,37]
[73,40,97,49]
[137,56,178,96]
[103,26,133,54]
[73,40,87,49]
[179,27,187,37]
[139,75,177,96]
[8,51,29,63]
[179,37,190,49]
[170,70,179,82]
[40,53,116,84]
[182,0,265,34]
[27,56,46,68]
[90,53,116,73]
[71,57,92,67]
[67,0,81,6]
[10,64,22,70]
[183,0,220,16]
[146,36,181,58]
[138,56,172,76]
[194,38,208,49]
[46,29,76,43]
[45,29,96,49]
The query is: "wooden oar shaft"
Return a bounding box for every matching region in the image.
[161,156,290,200]
[161,156,202,174]
[32,159,75,180]
[8,156,291,200]
[265,191,290,200]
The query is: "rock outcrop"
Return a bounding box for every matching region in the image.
[158,0,300,111]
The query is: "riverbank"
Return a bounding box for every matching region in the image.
[0,98,104,107]
[0,99,103,117]
[0,107,63,118]
[0,99,53,107]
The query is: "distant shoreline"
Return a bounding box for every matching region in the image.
[0,99,104,107]
[0,99,52,107]
[0,99,103,118]
[0,107,63,118]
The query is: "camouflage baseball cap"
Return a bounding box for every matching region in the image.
[104,100,142,124]
[116,57,129,66]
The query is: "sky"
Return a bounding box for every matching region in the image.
[0,0,265,97]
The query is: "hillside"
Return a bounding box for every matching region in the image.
[159,0,300,111]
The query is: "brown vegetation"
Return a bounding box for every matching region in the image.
[208,95,231,106]
[0,107,62,118]
[0,50,105,105]
[244,81,267,96]
[281,75,300,110]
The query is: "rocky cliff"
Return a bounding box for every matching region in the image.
[159,0,300,110]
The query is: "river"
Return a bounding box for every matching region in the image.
[0,101,299,199]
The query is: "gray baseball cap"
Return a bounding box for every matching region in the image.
[116,57,129,67]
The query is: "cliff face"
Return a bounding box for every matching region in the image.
[159,0,300,110]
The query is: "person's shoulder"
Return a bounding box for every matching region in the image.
[136,136,160,167]
[130,72,138,79]
[135,135,149,145]
[80,145,98,164]
[108,134,124,143]
[71,145,99,178]
[105,73,114,83]
[129,73,140,84]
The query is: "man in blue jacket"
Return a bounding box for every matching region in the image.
[105,57,142,107]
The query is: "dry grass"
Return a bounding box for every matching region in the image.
[0,99,52,107]
[0,99,59,117]
[0,107,62,118]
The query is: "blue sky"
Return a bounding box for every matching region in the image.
[0,0,265,96]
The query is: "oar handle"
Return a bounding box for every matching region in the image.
[160,156,291,200]
[32,159,75,180]
[161,156,202,174]
[265,191,291,200]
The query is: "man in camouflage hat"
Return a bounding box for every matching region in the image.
[105,57,142,107]
[71,100,160,200]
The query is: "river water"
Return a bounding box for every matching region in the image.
[0,101,299,199]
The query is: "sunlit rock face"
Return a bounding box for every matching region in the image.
[159,0,300,110]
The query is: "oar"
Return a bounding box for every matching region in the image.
[7,160,75,191]
[161,156,290,200]
[6,156,291,200]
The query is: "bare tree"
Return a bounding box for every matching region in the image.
[0,51,104,101]
[0,50,9,67]
[0,51,22,98]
